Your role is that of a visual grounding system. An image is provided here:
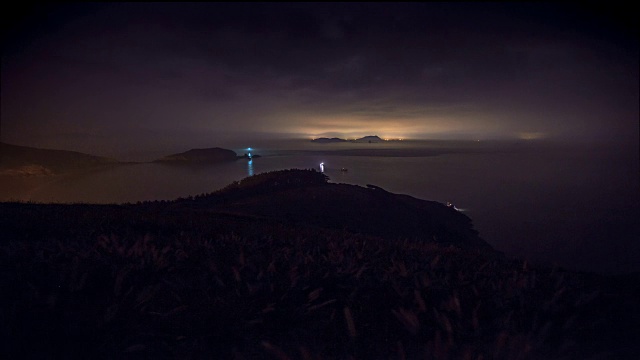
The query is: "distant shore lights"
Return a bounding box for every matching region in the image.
[246,147,252,159]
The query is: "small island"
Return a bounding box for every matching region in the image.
[310,137,348,144]
[311,135,386,143]
[154,147,258,164]
[353,135,383,143]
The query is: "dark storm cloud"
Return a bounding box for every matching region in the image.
[1,3,637,153]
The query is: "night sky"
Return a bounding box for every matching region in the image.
[1,3,638,156]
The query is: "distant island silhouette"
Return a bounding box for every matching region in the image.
[154,147,238,164]
[312,135,384,143]
[154,147,261,164]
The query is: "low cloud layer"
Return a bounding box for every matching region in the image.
[2,3,637,154]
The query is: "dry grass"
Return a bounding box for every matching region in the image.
[1,172,638,359]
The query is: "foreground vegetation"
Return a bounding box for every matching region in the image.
[1,170,638,359]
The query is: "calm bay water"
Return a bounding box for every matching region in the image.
[8,140,640,274]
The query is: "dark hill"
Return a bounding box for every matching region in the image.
[181,169,492,251]
[310,136,384,143]
[311,137,348,143]
[154,147,238,164]
[0,142,118,175]
[354,135,383,143]
[1,169,638,359]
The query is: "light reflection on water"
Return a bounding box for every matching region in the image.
[247,159,254,177]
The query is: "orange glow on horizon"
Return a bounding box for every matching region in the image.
[274,113,512,140]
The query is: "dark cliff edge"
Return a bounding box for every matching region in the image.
[353,135,383,143]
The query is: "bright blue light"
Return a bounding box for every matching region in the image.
[247,147,252,151]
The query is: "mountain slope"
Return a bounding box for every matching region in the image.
[0,142,117,175]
